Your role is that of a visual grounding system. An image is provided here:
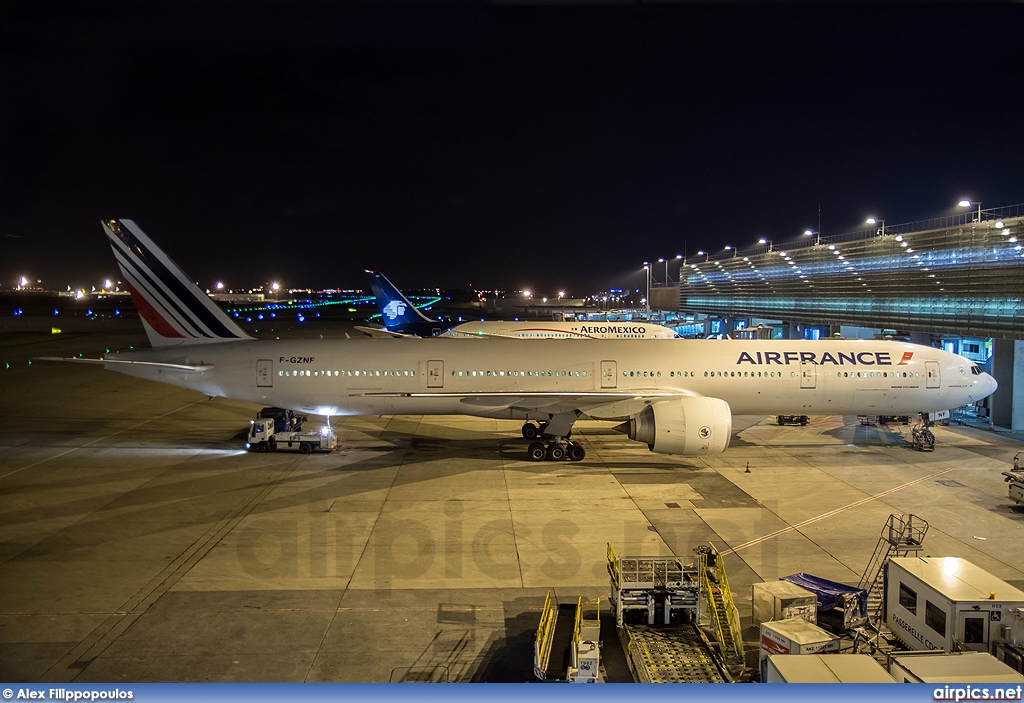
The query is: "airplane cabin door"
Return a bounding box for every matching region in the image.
[257,359,273,387]
[601,360,617,388]
[427,360,444,388]
[800,362,816,389]
[925,361,940,389]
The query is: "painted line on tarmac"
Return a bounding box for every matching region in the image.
[0,398,208,481]
[720,466,956,555]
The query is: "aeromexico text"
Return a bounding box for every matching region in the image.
[576,325,646,334]
[737,351,914,366]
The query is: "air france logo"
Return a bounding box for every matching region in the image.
[897,352,914,365]
[736,350,895,366]
[383,300,407,320]
[698,426,712,439]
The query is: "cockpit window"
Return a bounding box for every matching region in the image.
[970,365,981,375]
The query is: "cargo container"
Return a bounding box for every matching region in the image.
[752,580,817,627]
[884,557,1024,656]
[888,651,1024,683]
[763,654,895,683]
[759,619,839,680]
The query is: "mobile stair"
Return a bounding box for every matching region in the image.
[857,513,929,622]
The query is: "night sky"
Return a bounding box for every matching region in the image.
[2,2,1022,294]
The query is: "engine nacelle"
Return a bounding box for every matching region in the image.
[616,397,732,455]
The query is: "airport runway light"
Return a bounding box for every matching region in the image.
[958,199,982,222]
[866,217,885,236]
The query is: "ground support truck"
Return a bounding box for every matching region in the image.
[884,557,1024,673]
[607,544,728,683]
[1005,453,1023,506]
[245,418,337,453]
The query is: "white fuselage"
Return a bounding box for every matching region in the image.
[105,338,995,421]
[442,321,679,339]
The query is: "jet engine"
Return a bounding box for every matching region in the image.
[614,397,732,455]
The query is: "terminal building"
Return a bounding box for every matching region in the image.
[668,204,1024,430]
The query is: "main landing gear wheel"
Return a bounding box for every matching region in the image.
[522,423,541,440]
[567,443,586,462]
[547,444,566,461]
[527,441,547,461]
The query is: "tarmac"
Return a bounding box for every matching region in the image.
[1,322,1022,682]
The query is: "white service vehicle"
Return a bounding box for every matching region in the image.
[246,418,337,454]
[885,557,1024,656]
[1006,452,1024,506]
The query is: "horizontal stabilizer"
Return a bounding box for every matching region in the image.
[36,357,214,372]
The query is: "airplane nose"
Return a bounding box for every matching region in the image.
[985,373,998,397]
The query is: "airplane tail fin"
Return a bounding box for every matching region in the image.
[366,270,434,330]
[103,219,252,348]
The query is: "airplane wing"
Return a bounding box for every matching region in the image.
[353,388,699,417]
[353,325,419,339]
[36,357,214,372]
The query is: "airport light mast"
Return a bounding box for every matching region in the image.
[958,198,982,223]
[642,262,650,319]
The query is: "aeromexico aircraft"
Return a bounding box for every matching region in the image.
[43,220,997,463]
[363,270,681,339]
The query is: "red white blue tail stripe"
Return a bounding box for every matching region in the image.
[103,219,252,347]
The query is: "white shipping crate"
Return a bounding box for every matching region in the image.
[889,651,1024,683]
[764,654,895,683]
[753,580,818,627]
[760,619,839,663]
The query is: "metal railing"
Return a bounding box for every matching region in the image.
[534,589,557,679]
[699,547,745,664]
[695,204,1024,262]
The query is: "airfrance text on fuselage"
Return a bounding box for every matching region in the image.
[737,351,914,366]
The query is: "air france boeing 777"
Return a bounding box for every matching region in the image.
[43,220,997,462]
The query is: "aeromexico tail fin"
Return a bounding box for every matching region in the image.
[103,219,252,347]
[366,270,434,329]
